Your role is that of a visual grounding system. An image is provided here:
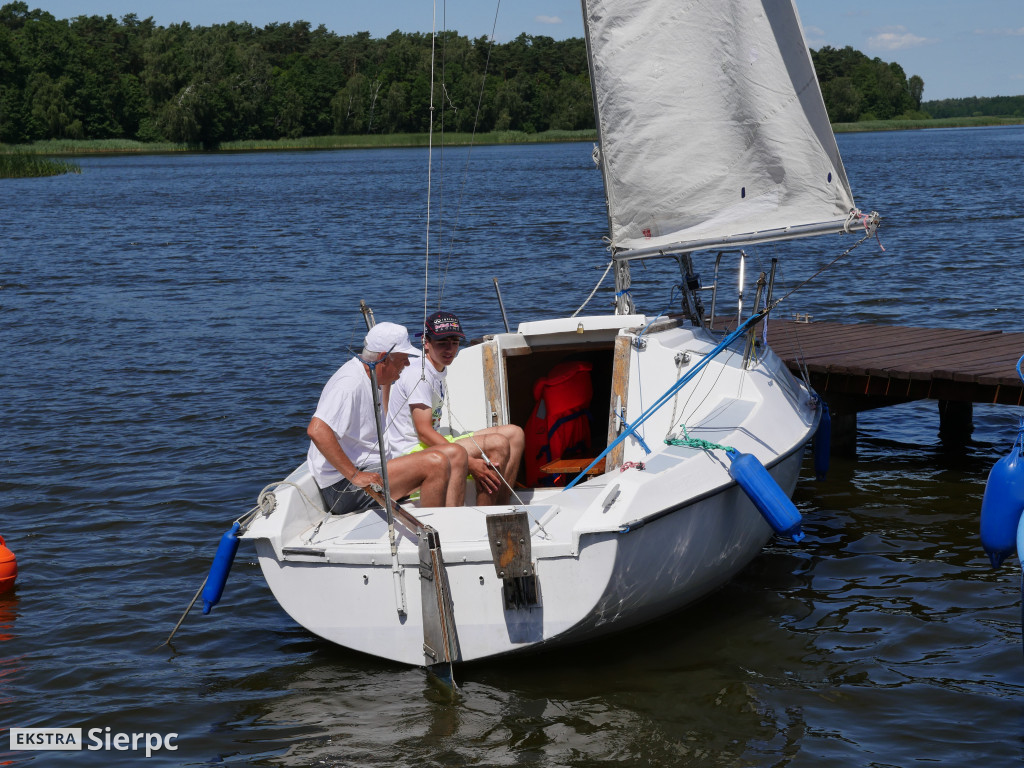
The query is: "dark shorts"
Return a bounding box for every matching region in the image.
[318,475,377,516]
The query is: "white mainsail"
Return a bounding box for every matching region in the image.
[582,0,858,256]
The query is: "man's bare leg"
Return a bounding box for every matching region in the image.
[429,443,469,506]
[461,433,510,505]
[472,425,525,504]
[385,450,451,507]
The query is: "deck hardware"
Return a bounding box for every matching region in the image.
[486,511,540,610]
[281,547,325,557]
[258,491,276,515]
[365,354,407,617]
[418,527,460,667]
[674,252,706,327]
[601,484,621,511]
[493,278,511,333]
[743,272,767,369]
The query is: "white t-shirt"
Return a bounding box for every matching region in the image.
[386,359,446,455]
[307,357,387,488]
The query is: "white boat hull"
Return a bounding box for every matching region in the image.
[243,317,819,666]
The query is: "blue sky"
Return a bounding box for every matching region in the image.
[32,1,1024,101]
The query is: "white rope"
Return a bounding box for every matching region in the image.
[571,260,614,317]
[234,480,325,539]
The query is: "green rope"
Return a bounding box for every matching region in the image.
[664,424,734,454]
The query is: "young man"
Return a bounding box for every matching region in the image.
[387,311,525,506]
[307,322,459,515]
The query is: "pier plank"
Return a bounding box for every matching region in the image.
[741,319,1024,408]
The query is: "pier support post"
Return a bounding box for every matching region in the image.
[938,400,973,443]
[828,407,858,457]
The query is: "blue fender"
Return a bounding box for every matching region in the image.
[813,399,831,481]
[727,450,804,543]
[202,522,240,614]
[980,434,1024,569]
[1017,511,1024,576]
[1018,513,1024,656]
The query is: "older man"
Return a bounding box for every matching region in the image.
[307,322,457,514]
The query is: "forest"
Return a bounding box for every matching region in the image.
[922,95,1024,119]
[0,1,970,147]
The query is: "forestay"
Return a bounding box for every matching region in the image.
[582,0,858,256]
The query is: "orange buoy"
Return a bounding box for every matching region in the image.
[0,536,17,594]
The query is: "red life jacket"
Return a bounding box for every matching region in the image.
[524,361,594,486]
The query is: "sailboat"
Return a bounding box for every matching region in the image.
[233,0,878,668]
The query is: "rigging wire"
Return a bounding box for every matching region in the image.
[435,0,448,310]
[423,0,439,382]
[775,227,876,305]
[437,0,502,305]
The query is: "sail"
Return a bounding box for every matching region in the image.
[582,0,858,255]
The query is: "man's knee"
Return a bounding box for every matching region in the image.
[492,434,512,457]
[422,447,452,478]
[499,424,525,448]
[446,443,469,472]
[493,439,511,462]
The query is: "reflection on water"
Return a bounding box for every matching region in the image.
[0,594,23,718]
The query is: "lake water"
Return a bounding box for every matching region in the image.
[2,126,1024,766]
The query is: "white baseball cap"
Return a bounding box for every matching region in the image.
[363,322,419,357]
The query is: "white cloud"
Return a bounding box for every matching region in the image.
[867,26,935,51]
[804,25,826,48]
[535,15,562,25]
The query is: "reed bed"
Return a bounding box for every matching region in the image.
[9,118,1019,161]
[0,152,81,178]
[3,130,596,157]
[833,115,1024,132]
[12,138,194,154]
[219,129,596,151]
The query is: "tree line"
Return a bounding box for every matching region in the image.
[811,45,925,122]
[1,2,942,147]
[922,95,1024,119]
[0,2,591,146]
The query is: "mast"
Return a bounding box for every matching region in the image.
[580,0,635,315]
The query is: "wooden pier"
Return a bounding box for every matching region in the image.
[744,318,1024,453]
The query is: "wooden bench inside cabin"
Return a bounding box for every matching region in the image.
[540,458,606,477]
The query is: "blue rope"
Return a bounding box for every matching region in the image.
[618,410,653,454]
[562,308,768,491]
